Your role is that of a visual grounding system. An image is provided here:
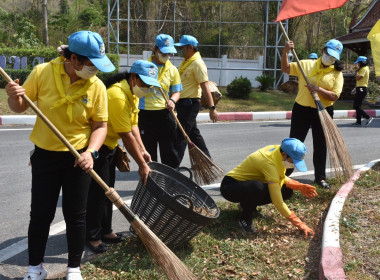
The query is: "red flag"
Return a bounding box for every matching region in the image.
[276,0,349,22]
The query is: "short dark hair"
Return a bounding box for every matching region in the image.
[358,61,368,68]
[63,47,87,63]
[103,71,144,89]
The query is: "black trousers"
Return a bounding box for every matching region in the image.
[353,87,369,124]
[220,176,293,219]
[29,146,90,267]
[138,109,180,169]
[176,98,211,163]
[290,102,334,181]
[86,145,116,242]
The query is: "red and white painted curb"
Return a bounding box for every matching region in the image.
[319,159,380,280]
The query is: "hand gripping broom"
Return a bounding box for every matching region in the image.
[0,67,197,280]
[159,87,224,185]
[277,22,353,180]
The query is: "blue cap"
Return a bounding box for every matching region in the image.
[155,34,177,54]
[324,39,343,61]
[281,138,307,172]
[68,31,115,73]
[174,35,198,47]
[130,60,161,88]
[308,53,318,59]
[354,56,367,64]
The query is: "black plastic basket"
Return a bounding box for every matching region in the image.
[130,162,220,247]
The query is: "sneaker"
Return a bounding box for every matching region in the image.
[351,122,361,126]
[314,180,330,189]
[238,203,264,219]
[366,117,373,126]
[66,267,83,280]
[238,218,255,234]
[23,264,48,280]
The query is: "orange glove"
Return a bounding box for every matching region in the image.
[287,211,315,238]
[286,178,318,199]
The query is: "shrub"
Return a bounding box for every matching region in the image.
[226,76,252,99]
[368,81,380,97]
[255,75,275,91]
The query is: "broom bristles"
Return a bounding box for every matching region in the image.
[188,144,224,185]
[131,218,198,280]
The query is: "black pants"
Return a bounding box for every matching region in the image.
[220,176,293,219]
[138,109,180,169]
[290,102,334,181]
[176,98,211,163]
[29,146,90,267]
[353,87,369,124]
[86,145,116,242]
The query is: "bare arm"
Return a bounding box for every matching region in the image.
[281,41,293,74]
[165,91,180,112]
[131,126,151,162]
[5,80,29,113]
[305,83,339,101]
[200,81,219,123]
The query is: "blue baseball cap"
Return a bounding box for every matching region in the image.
[130,60,161,88]
[155,34,177,54]
[308,53,318,59]
[324,39,343,61]
[354,56,367,64]
[68,31,115,73]
[174,35,198,47]
[281,138,307,172]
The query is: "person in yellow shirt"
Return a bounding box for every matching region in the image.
[351,56,373,126]
[281,39,344,189]
[174,35,219,163]
[138,34,182,168]
[5,31,115,280]
[220,138,318,236]
[86,60,160,253]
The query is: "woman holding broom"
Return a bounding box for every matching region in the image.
[6,31,115,280]
[281,39,344,189]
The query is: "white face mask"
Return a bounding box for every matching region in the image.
[75,65,99,79]
[133,85,151,98]
[282,160,295,169]
[157,52,170,63]
[321,53,336,66]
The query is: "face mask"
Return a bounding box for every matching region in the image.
[321,53,336,66]
[157,52,170,63]
[75,65,99,79]
[282,160,295,169]
[133,85,151,98]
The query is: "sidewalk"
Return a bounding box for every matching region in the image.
[1,109,380,125]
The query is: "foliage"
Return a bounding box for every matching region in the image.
[368,80,380,97]
[226,76,252,99]
[255,75,275,91]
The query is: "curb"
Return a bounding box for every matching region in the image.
[319,159,380,280]
[1,110,380,126]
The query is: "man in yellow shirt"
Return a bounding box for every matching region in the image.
[352,56,372,126]
[220,138,317,236]
[174,35,219,163]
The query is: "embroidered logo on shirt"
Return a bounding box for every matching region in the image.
[82,96,89,104]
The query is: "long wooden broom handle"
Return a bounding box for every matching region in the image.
[158,87,191,143]
[277,22,320,102]
[0,67,110,193]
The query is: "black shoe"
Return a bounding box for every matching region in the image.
[366,117,373,126]
[87,242,107,253]
[102,232,125,244]
[239,218,255,234]
[314,180,330,189]
[351,122,361,126]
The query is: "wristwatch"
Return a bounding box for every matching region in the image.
[209,105,216,110]
[86,148,99,160]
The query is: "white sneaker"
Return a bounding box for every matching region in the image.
[23,264,48,280]
[66,267,83,280]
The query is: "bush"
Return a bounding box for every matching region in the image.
[255,75,275,91]
[368,81,380,97]
[226,76,252,99]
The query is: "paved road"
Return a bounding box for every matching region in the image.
[0,118,379,279]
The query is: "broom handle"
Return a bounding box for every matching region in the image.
[158,87,192,143]
[0,66,111,193]
[277,22,320,102]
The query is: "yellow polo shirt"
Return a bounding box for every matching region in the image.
[227,145,291,217]
[356,66,369,87]
[180,58,208,99]
[104,79,139,150]
[290,59,343,108]
[23,58,108,151]
[138,59,182,110]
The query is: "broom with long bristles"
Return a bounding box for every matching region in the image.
[159,87,224,185]
[278,22,354,181]
[0,67,197,280]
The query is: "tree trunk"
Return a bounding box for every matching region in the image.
[42,0,49,47]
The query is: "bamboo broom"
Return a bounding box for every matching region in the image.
[0,67,197,280]
[277,22,354,181]
[159,87,224,185]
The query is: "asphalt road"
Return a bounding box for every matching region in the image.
[0,118,379,279]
